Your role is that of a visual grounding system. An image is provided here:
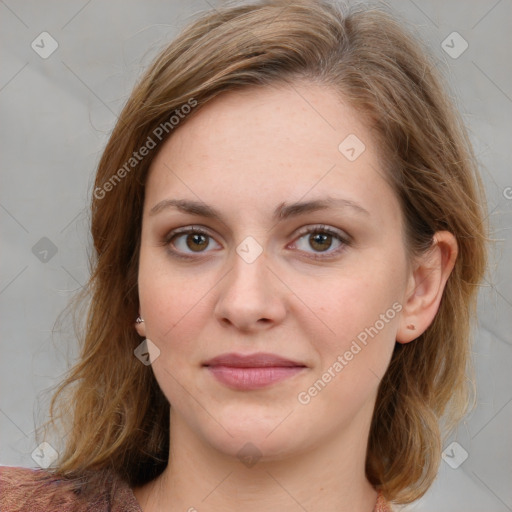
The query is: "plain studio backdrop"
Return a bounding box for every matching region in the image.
[0,1,510,510]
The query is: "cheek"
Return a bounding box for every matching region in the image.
[292,258,405,369]
[137,247,210,340]
[137,255,205,402]
[294,275,400,420]
[312,268,402,321]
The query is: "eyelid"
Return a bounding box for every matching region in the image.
[164,225,214,242]
[292,224,351,244]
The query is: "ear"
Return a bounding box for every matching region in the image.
[396,231,458,344]
[135,316,146,337]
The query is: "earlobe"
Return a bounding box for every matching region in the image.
[396,231,458,344]
[135,316,146,337]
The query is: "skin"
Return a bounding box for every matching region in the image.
[132,81,457,512]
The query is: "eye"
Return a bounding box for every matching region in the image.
[164,224,350,260]
[290,225,349,258]
[165,227,221,257]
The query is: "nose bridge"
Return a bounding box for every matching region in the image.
[226,242,271,303]
[214,239,286,329]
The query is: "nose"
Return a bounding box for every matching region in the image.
[213,249,287,333]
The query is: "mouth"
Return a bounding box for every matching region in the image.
[202,352,308,390]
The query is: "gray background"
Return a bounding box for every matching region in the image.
[0,1,511,510]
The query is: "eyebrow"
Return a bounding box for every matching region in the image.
[149,196,370,222]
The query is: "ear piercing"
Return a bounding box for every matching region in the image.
[406,324,415,330]
[136,316,144,324]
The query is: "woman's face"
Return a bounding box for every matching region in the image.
[137,82,410,460]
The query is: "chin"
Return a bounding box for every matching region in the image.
[197,409,308,462]
[212,432,301,463]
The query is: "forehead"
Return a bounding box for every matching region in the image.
[144,82,399,226]
[154,82,371,166]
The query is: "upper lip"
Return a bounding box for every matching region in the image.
[203,352,306,368]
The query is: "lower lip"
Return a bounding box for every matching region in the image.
[206,365,305,390]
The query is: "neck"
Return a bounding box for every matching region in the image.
[133,408,378,512]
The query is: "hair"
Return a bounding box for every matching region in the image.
[36,0,488,504]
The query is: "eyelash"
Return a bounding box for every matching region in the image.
[164,225,351,261]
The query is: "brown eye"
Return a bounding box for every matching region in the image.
[186,233,209,252]
[166,227,221,257]
[308,232,333,252]
[292,225,348,259]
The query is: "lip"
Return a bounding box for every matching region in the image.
[203,352,307,390]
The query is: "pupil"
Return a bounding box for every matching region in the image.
[310,233,331,252]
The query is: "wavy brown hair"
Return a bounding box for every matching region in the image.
[36,0,487,504]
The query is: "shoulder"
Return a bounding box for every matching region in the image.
[374,490,395,512]
[0,465,142,512]
[0,465,85,511]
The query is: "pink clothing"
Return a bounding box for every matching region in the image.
[0,465,393,511]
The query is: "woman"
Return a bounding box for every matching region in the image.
[0,0,487,510]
